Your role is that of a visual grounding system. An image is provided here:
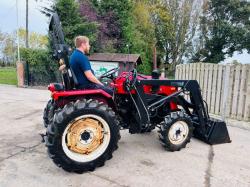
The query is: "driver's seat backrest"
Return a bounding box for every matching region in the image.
[61,67,78,90]
[68,67,79,86]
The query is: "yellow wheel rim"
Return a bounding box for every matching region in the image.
[67,118,104,154]
[62,114,111,163]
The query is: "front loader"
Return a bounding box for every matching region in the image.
[128,78,231,145]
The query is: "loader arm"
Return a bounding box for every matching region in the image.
[139,79,231,145]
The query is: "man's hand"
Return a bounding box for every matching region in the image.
[84,70,104,86]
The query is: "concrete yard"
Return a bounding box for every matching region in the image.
[0,85,250,187]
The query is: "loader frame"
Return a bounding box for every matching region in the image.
[124,79,231,144]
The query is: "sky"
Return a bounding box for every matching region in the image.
[0,0,52,35]
[223,50,250,64]
[0,0,249,64]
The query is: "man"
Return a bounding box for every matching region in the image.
[70,36,113,95]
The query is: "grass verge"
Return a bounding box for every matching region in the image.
[0,67,17,85]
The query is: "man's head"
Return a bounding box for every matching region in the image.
[74,36,90,54]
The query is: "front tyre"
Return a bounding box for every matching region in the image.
[45,99,120,173]
[158,112,193,151]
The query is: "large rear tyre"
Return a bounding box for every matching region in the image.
[158,112,193,151]
[43,99,55,128]
[45,99,120,173]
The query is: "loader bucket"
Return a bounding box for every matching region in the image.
[193,118,231,145]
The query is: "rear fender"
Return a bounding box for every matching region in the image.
[51,89,116,110]
[51,89,112,100]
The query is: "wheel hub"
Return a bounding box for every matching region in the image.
[168,121,189,145]
[81,131,91,141]
[66,118,105,154]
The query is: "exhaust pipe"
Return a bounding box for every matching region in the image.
[193,118,231,145]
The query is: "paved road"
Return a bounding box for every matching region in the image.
[0,85,250,187]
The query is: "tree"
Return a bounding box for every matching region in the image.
[79,0,154,74]
[0,31,16,63]
[79,0,117,52]
[26,0,29,48]
[129,0,156,74]
[52,0,99,48]
[29,32,48,49]
[20,47,59,85]
[17,28,48,49]
[80,0,132,52]
[194,0,250,63]
[0,30,4,43]
[151,0,200,73]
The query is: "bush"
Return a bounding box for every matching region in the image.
[20,48,60,86]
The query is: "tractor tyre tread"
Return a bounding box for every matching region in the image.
[43,99,55,128]
[158,111,193,152]
[45,99,120,173]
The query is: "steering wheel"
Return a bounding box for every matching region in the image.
[125,69,138,91]
[99,67,120,80]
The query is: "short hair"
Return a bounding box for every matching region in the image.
[74,36,89,48]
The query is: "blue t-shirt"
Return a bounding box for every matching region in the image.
[69,49,94,87]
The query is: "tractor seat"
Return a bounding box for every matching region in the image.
[48,83,65,92]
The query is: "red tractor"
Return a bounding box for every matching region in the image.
[42,13,231,173]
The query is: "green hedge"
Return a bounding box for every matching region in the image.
[20,48,60,85]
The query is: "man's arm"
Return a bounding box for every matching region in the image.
[84,70,104,86]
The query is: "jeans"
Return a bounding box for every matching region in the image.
[78,83,114,96]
